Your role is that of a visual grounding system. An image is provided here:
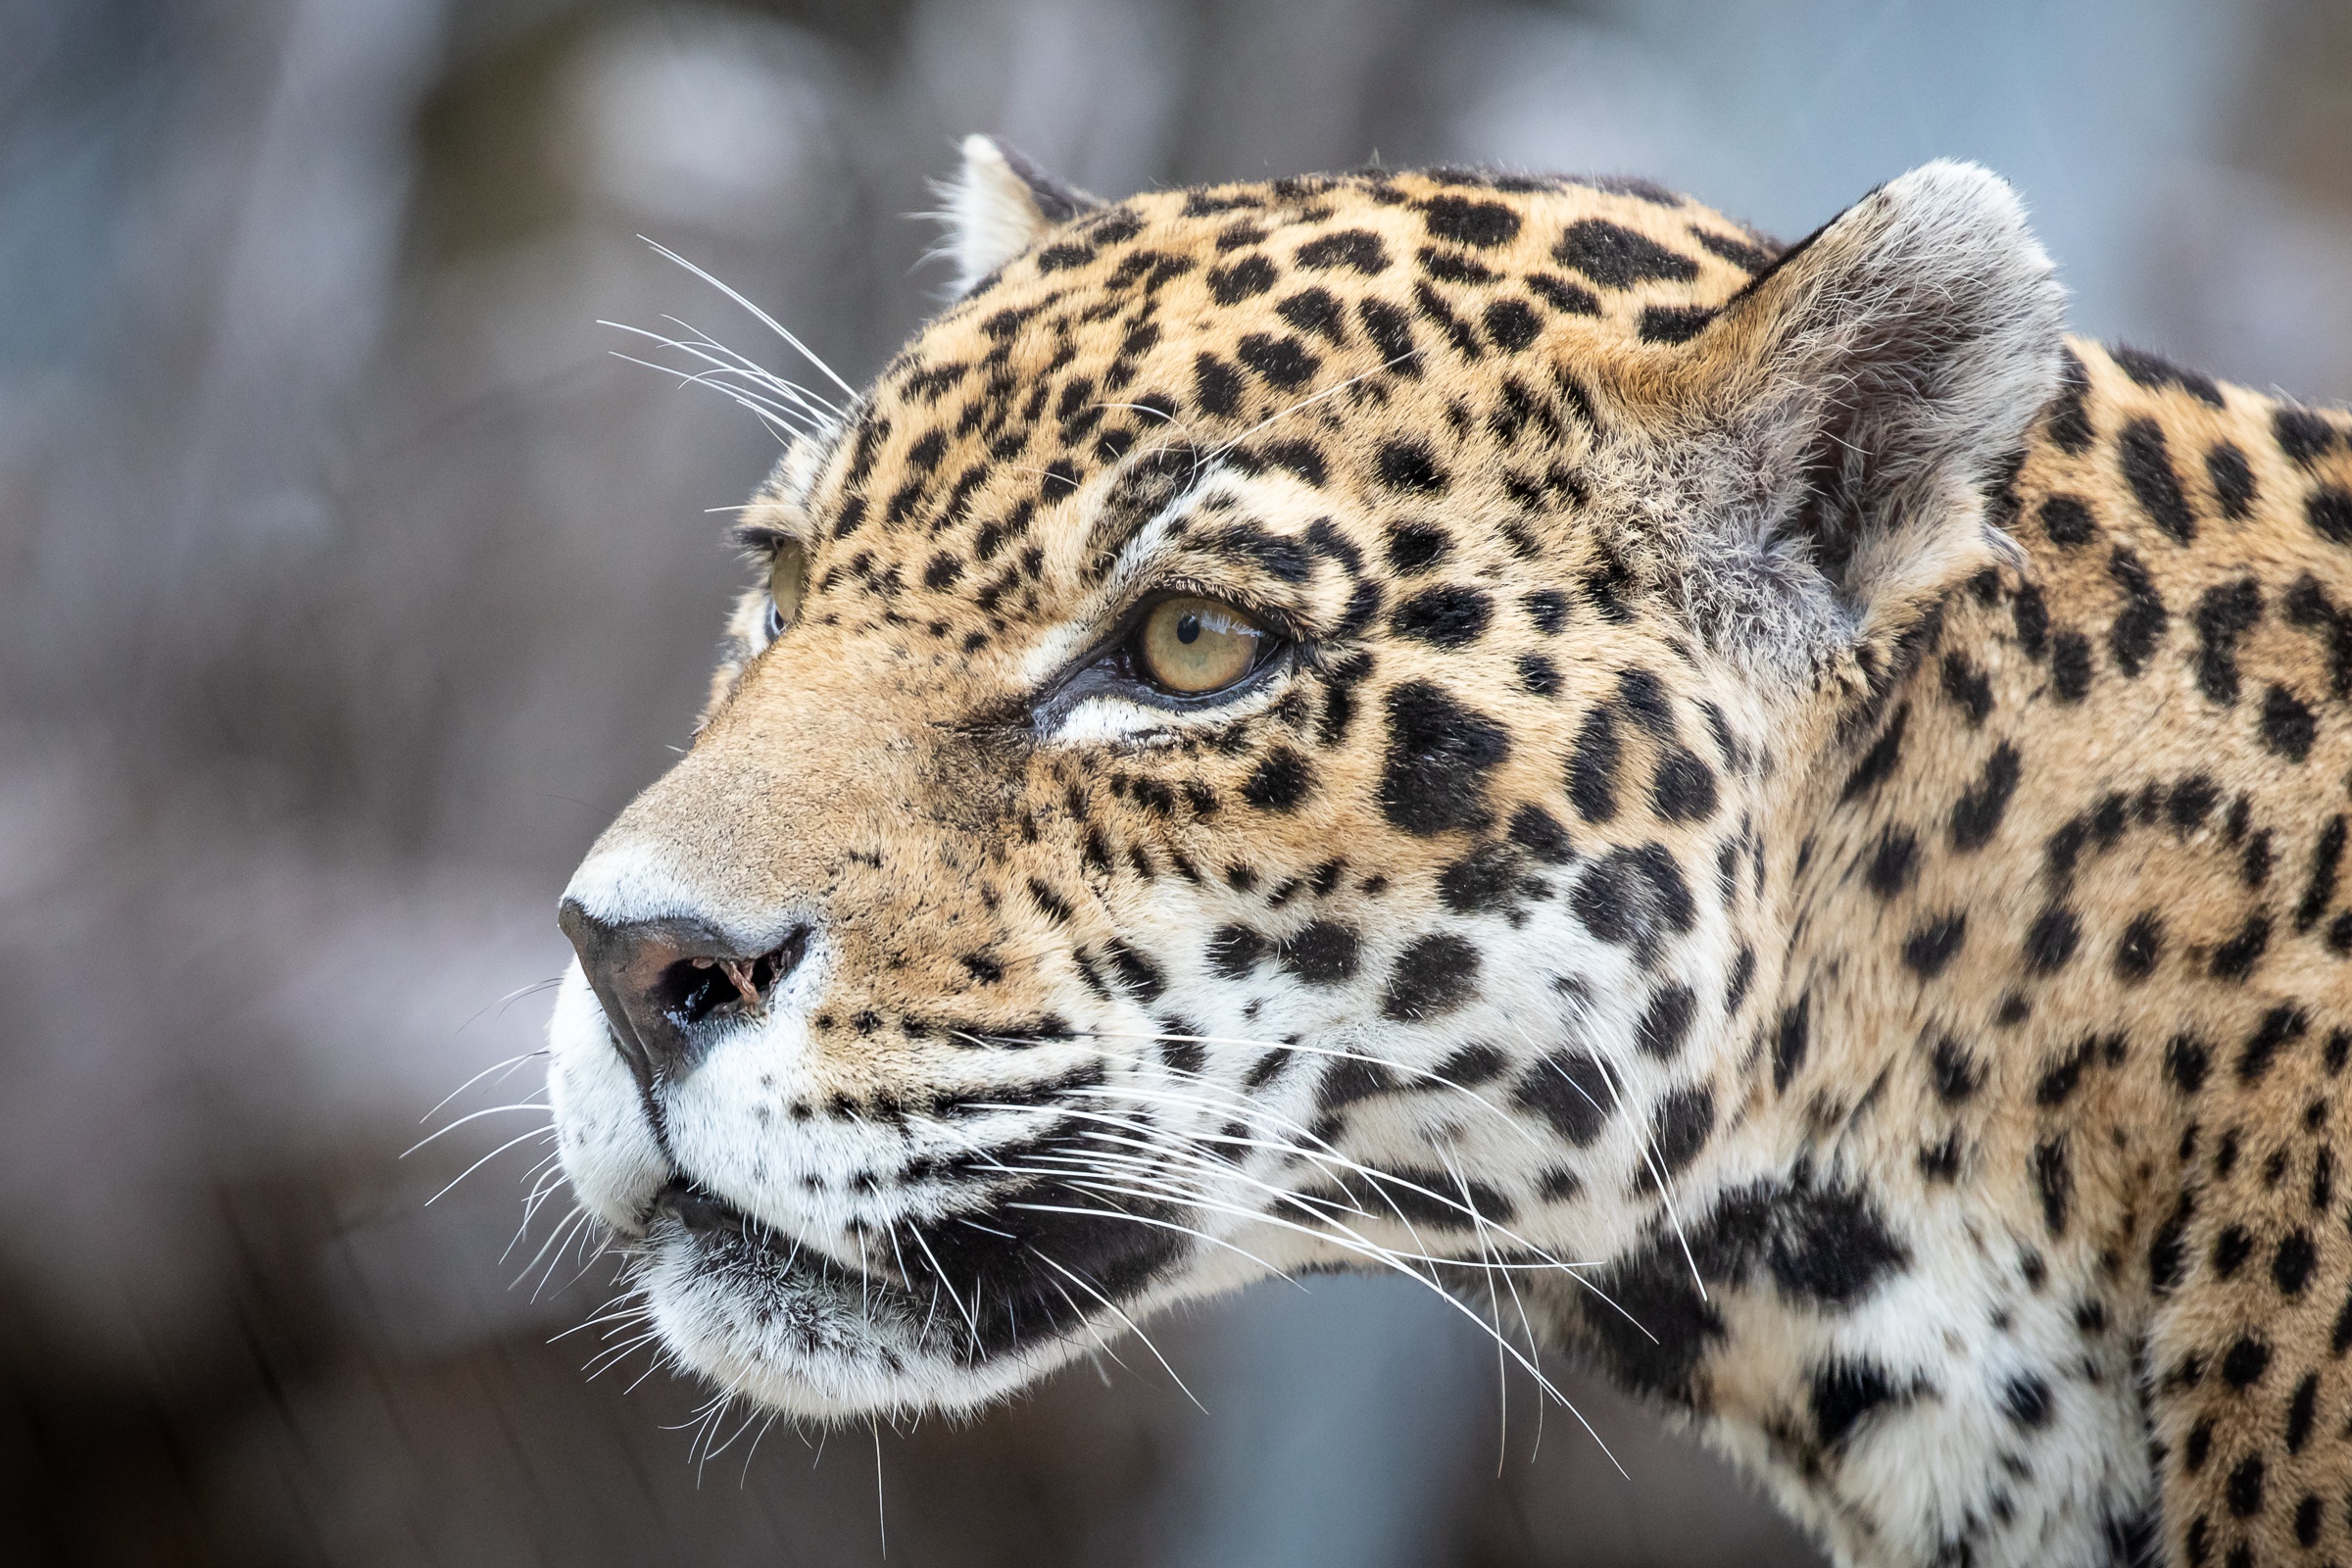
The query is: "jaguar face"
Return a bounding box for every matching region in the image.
[545,139,2059,1419]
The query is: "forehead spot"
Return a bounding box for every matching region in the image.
[1421,194,1522,248]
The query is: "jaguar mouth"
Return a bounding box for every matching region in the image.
[628,1166,1193,1415]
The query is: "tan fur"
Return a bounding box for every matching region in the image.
[553,155,2352,1567]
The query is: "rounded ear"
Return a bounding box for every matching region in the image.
[1627,162,2066,675]
[935,134,1102,297]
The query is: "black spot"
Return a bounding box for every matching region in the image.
[1483,299,1541,352]
[2275,1231,2317,1296]
[1034,242,1094,272]
[1355,299,1418,373]
[2296,484,2352,557]
[1567,705,1623,823]
[1554,219,1699,288]
[1773,996,1811,1092]
[1635,984,1698,1060]
[2105,549,2167,674]
[2222,1335,2272,1392]
[1392,585,1494,648]
[1274,287,1348,346]
[2051,630,2093,700]
[2165,1034,2211,1094]
[2000,1373,2054,1430]
[2211,912,2272,982]
[1437,842,1531,914]
[2120,417,2194,544]
[1572,844,1696,956]
[2033,1138,2073,1236]
[2038,494,2096,546]
[1524,271,1601,316]
[1208,924,1266,979]
[1385,520,1450,573]
[2297,817,2347,932]
[1839,704,1909,802]
[2112,344,2225,407]
[2236,1005,2307,1085]
[1194,353,1243,416]
[1507,803,1574,863]
[1276,921,1360,988]
[2046,349,2094,454]
[2260,684,2317,761]
[1810,1358,1900,1449]
[1939,653,1993,726]
[1206,254,1277,304]
[1296,229,1388,274]
[1902,913,1968,978]
[1932,1036,1983,1104]
[1864,828,1919,898]
[2024,906,2081,974]
[1522,589,1569,633]
[1516,652,1561,697]
[2034,1037,2098,1107]
[2207,442,2257,519]
[1377,439,1446,492]
[1689,225,1772,270]
[1423,195,1521,247]
[1242,747,1315,812]
[2115,912,2163,981]
[1379,682,1510,836]
[2276,405,2339,466]
[1236,331,1318,388]
[1638,305,1716,344]
[1725,947,1755,1014]
[1315,1054,1400,1113]
[1515,1052,1611,1146]
[1102,940,1165,1003]
[2013,581,2049,659]
[1650,749,1718,824]
[1687,1173,1911,1307]
[1434,1043,1507,1088]
[1949,743,2022,852]
[2287,1374,2320,1453]
[1646,1086,1715,1177]
[2150,1193,2193,1293]
[2192,578,2263,705]
[1381,934,1481,1021]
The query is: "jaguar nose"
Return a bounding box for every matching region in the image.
[558,900,811,1091]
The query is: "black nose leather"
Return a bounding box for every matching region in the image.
[559,901,810,1090]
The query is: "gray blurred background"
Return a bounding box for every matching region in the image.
[2,1,2347,1563]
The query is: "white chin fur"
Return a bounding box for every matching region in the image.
[638,1222,1086,1420]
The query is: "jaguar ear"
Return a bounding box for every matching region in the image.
[1644,161,2065,674]
[936,134,1102,297]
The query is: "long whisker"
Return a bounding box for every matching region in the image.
[640,236,858,401]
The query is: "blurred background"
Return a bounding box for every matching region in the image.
[2,1,2348,1563]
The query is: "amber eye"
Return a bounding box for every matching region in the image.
[766,543,808,635]
[1135,596,1268,695]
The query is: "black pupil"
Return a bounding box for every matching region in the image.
[1176,612,1200,645]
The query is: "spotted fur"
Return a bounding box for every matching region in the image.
[547,140,2352,1568]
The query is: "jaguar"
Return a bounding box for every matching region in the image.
[546,135,2352,1567]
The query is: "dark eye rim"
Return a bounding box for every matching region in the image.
[1028,589,1298,730]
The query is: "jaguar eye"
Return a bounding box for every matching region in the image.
[767,542,808,635]
[1135,595,1268,695]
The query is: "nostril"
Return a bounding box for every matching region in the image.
[649,924,812,1029]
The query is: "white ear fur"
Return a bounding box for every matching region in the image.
[1651,160,2066,676]
[936,134,1100,297]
